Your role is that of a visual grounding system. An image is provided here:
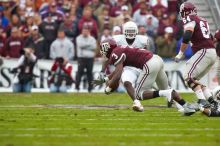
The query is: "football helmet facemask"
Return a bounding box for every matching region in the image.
[123,21,138,39]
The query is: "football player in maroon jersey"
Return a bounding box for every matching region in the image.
[96,38,196,115]
[174,2,218,109]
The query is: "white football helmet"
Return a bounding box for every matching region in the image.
[212,86,220,100]
[123,21,138,39]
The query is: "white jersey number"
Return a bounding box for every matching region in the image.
[200,21,210,39]
[112,53,118,60]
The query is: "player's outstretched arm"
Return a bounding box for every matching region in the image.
[92,59,109,87]
[105,60,124,94]
[200,106,220,117]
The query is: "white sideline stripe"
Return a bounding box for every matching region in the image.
[0,104,168,109]
[7,127,220,131]
[0,104,130,109]
[0,118,199,121]
[32,141,215,145]
[0,122,193,125]
[0,133,219,138]
[79,122,187,125]
[0,113,179,116]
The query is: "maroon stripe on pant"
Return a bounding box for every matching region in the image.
[135,64,149,99]
[187,49,206,79]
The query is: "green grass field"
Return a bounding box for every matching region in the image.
[0,93,220,146]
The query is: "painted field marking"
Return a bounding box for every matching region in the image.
[4,127,220,131]
[0,104,167,109]
[0,133,219,138]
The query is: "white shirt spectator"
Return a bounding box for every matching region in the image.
[50,37,74,61]
[76,35,97,58]
[133,9,147,26]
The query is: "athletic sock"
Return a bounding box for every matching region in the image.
[202,88,213,99]
[153,91,159,98]
[195,89,206,100]
[159,89,171,97]
[177,99,186,106]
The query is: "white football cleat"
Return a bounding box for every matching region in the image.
[132,100,144,112]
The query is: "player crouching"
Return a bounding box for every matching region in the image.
[95,38,196,115]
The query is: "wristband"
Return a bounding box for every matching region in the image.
[105,86,112,92]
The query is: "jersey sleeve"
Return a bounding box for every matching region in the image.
[140,35,149,49]
[109,49,126,66]
[112,35,122,44]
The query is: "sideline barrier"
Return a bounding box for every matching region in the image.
[0,59,218,92]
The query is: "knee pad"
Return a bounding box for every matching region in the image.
[185,78,201,90]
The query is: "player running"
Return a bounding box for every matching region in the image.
[96,38,196,115]
[98,21,150,111]
[174,2,218,109]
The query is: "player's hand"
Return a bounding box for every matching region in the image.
[174,52,184,63]
[104,86,112,95]
[92,72,108,87]
[97,72,105,81]
[92,79,105,87]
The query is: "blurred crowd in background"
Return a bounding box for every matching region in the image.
[0,0,192,60]
[0,0,196,92]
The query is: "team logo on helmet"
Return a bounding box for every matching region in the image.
[179,2,197,19]
[100,39,117,58]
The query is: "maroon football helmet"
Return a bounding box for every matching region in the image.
[179,2,197,19]
[100,38,117,58]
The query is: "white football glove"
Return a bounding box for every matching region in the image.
[174,51,184,63]
[92,72,109,87]
[97,72,105,81]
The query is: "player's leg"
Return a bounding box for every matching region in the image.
[154,57,185,108]
[184,49,217,107]
[121,67,139,101]
[135,55,172,101]
[121,66,143,111]
[136,55,169,100]
[137,55,196,115]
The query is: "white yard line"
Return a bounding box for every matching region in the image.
[0,133,219,138]
[0,104,167,109]
[5,127,220,131]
